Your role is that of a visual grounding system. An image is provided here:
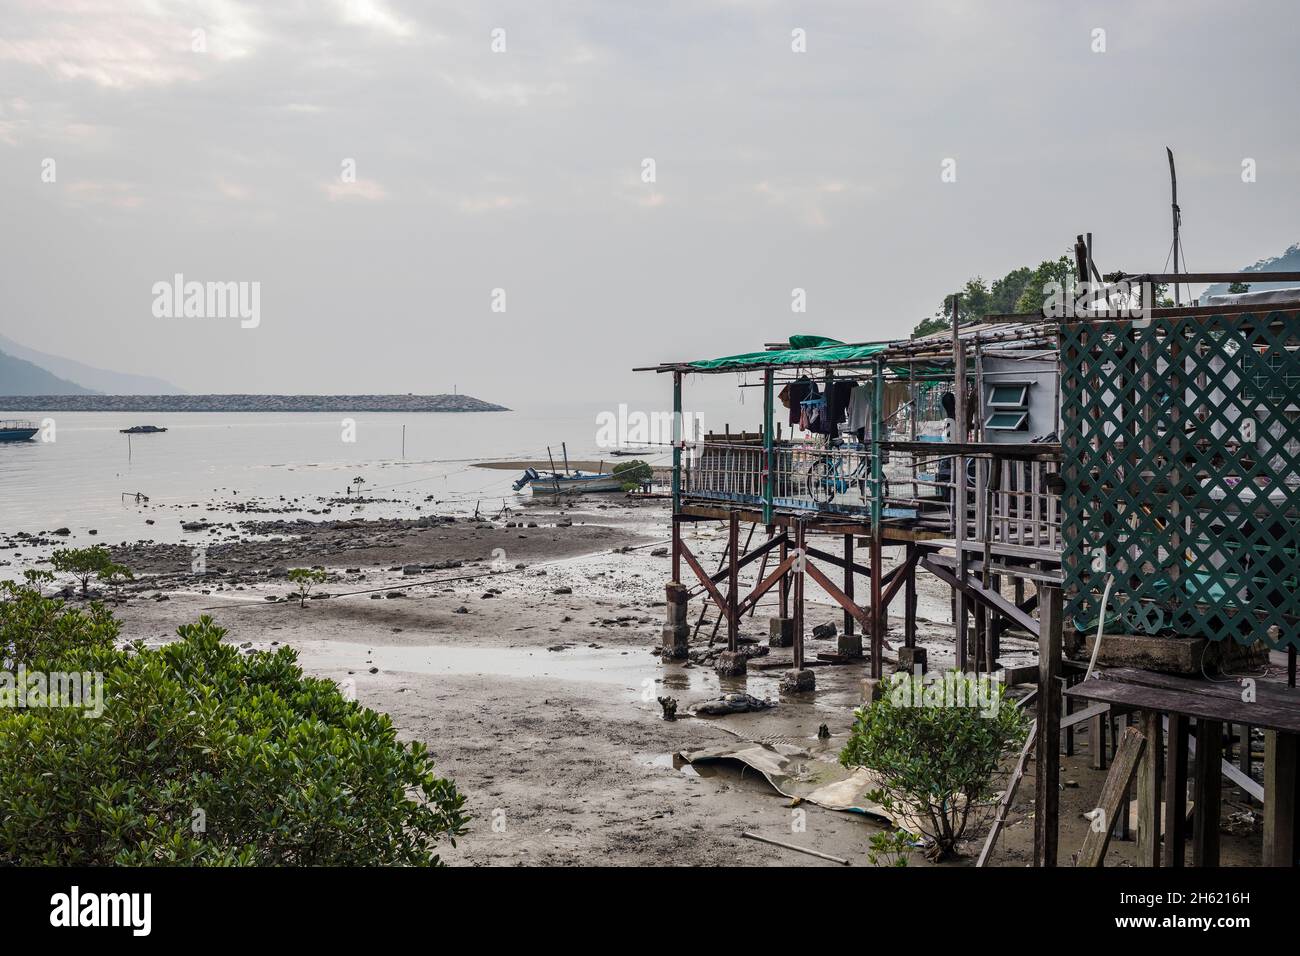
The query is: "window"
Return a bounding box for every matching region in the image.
[988,383,1030,407]
[985,411,1028,431]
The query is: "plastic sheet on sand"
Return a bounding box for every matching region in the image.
[676,742,904,825]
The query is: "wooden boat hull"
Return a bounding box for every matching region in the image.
[528,473,624,494]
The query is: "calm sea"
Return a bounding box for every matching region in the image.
[0,407,679,554]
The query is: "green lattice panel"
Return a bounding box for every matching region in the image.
[1060,310,1300,650]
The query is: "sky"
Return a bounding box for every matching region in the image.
[1,0,1298,411]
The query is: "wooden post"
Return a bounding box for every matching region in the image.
[1262,730,1298,867]
[727,510,739,653]
[1136,709,1164,867]
[763,368,775,525]
[1034,584,1062,867]
[843,534,855,640]
[671,514,681,584]
[793,519,806,672]
[778,533,789,619]
[1163,713,1189,867]
[1192,718,1222,866]
[671,372,682,514]
[870,358,885,679]
[904,541,917,648]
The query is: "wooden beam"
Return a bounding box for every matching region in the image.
[735,552,800,618]
[1136,709,1164,867]
[1078,726,1147,867]
[1163,713,1189,867]
[1192,719,1223,866]
[677,540,733,626]
[1262,730,1298,867]
[1034,585,1062,867]
[803,560,873,635]
[977,720,1036,868]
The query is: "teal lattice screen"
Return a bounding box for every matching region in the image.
[1060,309,1300,650]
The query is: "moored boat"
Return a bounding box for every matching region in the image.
[513,467,624,494]
[0,419,39,443]
[120,425,168,434]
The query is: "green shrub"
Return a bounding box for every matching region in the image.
[0,578,119,667]
[0,589,467,866]
[49,546,132,596]
[839,671,1027,861]
[287,567,329,607]
[612,459,652,491]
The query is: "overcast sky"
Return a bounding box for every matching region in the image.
[1,0,1297,409]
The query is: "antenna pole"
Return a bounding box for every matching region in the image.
[1167,146,1181,306]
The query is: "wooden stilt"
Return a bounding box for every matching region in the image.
[727,510,739,653]
[1192,718,1222,867]
[1136,709,1164,867]
[1262,730,1298,867]
[904,542,917,649]
[1163,713,1189,867]
[1034,584,1062,867]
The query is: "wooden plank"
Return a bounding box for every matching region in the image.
[678,540,734,625]
[1136,709,1164,867]
[1100,667,1300,710]
[1066,679,1300,736]
[1185,724,1264,802]
[1078,726,1147,867]
[922,557,1039,637]
[977,720,1036,868]
[1034,585,1062,867]
[1262,730,1298,867]
[1192,719,1223,867]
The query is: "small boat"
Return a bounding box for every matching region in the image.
[0,419,39,443]
[609,448,657,457]
[513,467,624,495]
[120,425,168,434]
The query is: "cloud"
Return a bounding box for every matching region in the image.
[323,179,388,201]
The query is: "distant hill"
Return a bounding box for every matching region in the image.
[1202,242,1300,298]
[0,349,98,395]
[0,394,510,412]
[0,332,184,395]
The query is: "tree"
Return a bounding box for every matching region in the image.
[1228,281,1252,294]
[0,594,467,866]
[287,567,329,607]
[1012,255,1076,314]
[840,672,1027,861]
[49,547,132,597]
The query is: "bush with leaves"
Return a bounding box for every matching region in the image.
[612,459,653,491]
[287,567,329,607]
[0,586,467,865]
[839,672,1027,861]
[49,546,132,597]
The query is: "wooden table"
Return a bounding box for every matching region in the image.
[1066,668,1299,867]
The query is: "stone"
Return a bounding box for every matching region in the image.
[768,617,794,648]
[812,622,837,641]
[780,668,815,693]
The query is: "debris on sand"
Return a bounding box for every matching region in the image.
[689,693,775,716]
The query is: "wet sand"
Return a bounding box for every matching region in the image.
[91,496,1268,867]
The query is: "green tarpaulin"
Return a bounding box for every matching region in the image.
[688,336,887,371]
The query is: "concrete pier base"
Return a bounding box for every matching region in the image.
[768,617,794,648]
[662,582,690,660]
[714,651,748,677]
[896,646,927,675]
[781,668,816,693]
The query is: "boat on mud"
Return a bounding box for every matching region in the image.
[120,425,168,434]
[0,419,39,442]
[512,467,624,495]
